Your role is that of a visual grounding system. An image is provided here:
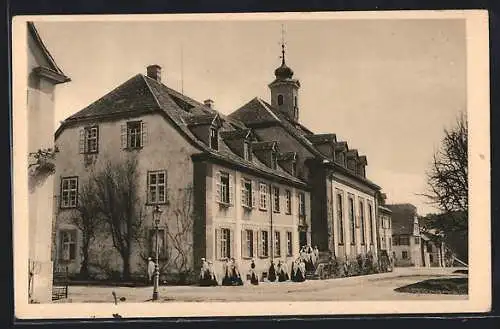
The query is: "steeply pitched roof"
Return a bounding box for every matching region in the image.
[230,97,380,190]
[28,22,71,84]
[305,133,337,145]
[387,204,418,235]
[56,73,306,187]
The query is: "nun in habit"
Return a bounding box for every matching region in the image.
[230,258,244,286]
[221,258,232,286]
[207,260,218,286]
[277,260,287,282]
[199,258,211,286]
[249,259,259,285]
[268,260,277,282]
[290,259,297,282]
[295,259,306,282]
[282,261,290,281]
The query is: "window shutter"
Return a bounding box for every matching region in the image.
[215,228,221,260]
[230,228,235,258]
[241,229,245,258]
[215,171,221,203]
[120,124,127,149]
[79,129,85,154]
[229,174,234,206]
[95,126,100,153]
[251,181,257,208]
[141,121,148,147]
[241,178,246,206]
[253,230,258,258]
[258,230,263,257]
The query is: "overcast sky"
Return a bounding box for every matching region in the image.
[34,17,466,215]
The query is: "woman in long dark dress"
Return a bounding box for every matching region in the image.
[221,259,231,286]
[250,259,259,285]
[268,260,277,282]
[277,260,287,282]
[290,260,296,282]
[231,258,244,286]
[295,259,306,282]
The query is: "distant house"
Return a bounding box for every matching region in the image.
[27,22,71,303]
[387,204,423,267]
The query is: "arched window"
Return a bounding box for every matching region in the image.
[277,94,284,106]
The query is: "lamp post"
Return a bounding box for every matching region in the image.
[152,205,163,301]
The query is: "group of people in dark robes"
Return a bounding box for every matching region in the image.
[221,258,244,286]
[199,258,218,286]
[198,245,320,287]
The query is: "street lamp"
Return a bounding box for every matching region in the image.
[152,205,163,301]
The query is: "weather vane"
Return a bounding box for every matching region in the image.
[280,24,286,65]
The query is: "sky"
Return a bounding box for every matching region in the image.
[34,17,466,216]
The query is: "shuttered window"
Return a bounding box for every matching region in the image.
[259,230,269,258]
[259,183,268,210]
[241,178,252,208]
[242,229,254,258]
[286,231,293,256]
[359,200,366,245]
[217,228,231,259]
[121,121,148,149]
[274,231,281,257]
[285,190,292,214]
[272,186,280,213]
[216,171,233,205]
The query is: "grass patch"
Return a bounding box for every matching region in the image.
[394,277,468,295]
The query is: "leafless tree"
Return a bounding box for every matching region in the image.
[92,156,145,280]
[164,186,195,280]
[422,112,468,232]
[73,175,103,277]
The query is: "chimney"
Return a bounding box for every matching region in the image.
[204,99,214,108]
[146,65,162,82]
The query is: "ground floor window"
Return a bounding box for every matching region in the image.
[243,229,254,258]
[274,231,281,257]
[216,228,231,259]
[286,231,293,256]
[402,251,408,259]
[59,230,77,261]
[260,230,269,258]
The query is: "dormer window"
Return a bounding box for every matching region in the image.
[277,94,284,106]
[291,161,297,176]
[243,141,251,161]
[271,152,278,170]
[209,127,219,150]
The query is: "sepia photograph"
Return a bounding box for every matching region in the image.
[11,10,490,319]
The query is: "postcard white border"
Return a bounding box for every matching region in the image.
[12,10,491,319]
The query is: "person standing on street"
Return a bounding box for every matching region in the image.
[147,257,156,285]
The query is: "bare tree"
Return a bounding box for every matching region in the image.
[164,186,195,281]
[423,112,468,233]
[72,175,102,278]
[92,156,145,280]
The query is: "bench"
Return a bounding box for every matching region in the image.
[52,266,69,301]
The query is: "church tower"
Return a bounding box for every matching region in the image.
[268,28,300,122]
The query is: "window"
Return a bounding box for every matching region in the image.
[149,228,166,259]
[336,193,344,244]
[219,172,230,204]
[291,162,297,176]
[243,141,251,160]
[348,197,355,244]
[272,186,280,212]
[209,127,219,150]
[79,126,99,154]
[392,236,398,245]
[368,204,374,245]
[298,192,306,217]
[259,183,268,210]
[260,230,269,257]
[285,190,292,214]
[147,171,167,204]
[274,231,281,257]
[399,236,410,245]
[241,178,252,208]
[286,232,293,256]
[219,228,231,259]
[277,94,284,106]
[122,121,147,149]
[243,230,254,258]
[294,95,298,108]
[59,230,77,261]
[60,177,78,208]
[271,152,278,170]
[402,251,408,260]
[415,237,420,245]
[359,201,365,245]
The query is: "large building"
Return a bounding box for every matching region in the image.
[387,204,422,267]
[53,46,382,281]
[27,22,71,303]
[377,193,393,257]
